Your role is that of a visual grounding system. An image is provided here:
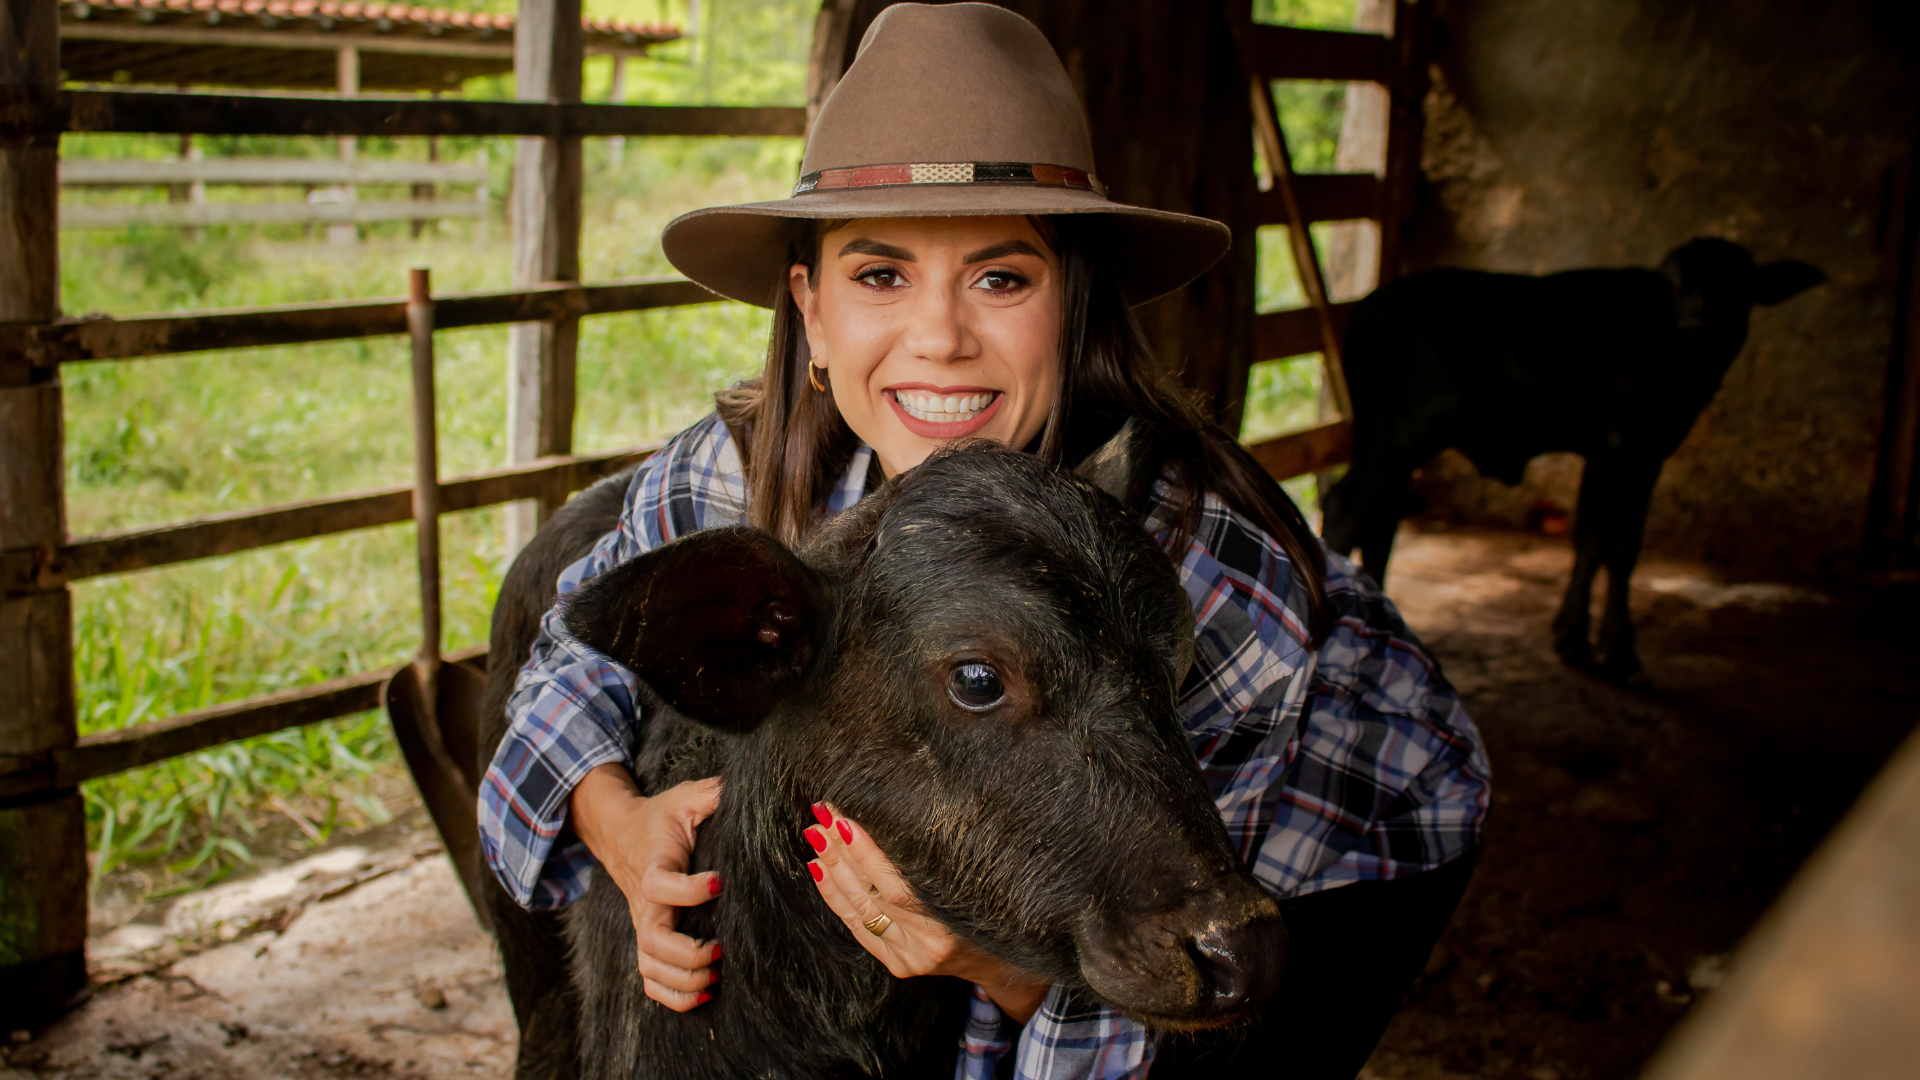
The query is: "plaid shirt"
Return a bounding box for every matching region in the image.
[479,413,1490,1080]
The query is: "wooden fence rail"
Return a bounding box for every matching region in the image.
[46,90,809,139]
[61,197,488,229]
[0,445,657,595]
[1,277,717,378]
[59,157,490,186]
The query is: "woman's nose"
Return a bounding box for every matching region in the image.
[901,282,974,364]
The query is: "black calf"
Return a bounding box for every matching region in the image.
[1322,238,1823,681]
[482,444,1287,1078]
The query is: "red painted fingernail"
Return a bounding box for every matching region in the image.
[808,861,824,882]
[694,992,712,1006]
[711,943,722,961]
[710,967,722,986]
[804,826,827,853]
[708,875,723,896]
[836,820,853,845]
[811,803,833,828]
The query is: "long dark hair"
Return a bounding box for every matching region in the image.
[714,216,1330,642]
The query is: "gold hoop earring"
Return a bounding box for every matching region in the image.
[808,360,828,393]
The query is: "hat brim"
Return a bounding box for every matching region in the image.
[661,184,1232,308]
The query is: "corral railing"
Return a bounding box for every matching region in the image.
[0,0,1408,1023]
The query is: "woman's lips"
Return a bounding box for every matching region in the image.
[886,389,1004,439]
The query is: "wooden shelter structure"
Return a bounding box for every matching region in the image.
[58,0,679,91]
[6,1,1919,1072]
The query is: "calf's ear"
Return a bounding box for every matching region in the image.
[562,527,828,732]
[1753,259,1825,305]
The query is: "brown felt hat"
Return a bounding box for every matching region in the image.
[660,2,1231,308]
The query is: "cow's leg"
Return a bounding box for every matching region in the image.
[1594,461,1661,683]
[1551,459,1608,669]
[1324,453,1413,584]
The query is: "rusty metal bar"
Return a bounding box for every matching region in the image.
[409,268,443,678]
[0,446,657,594]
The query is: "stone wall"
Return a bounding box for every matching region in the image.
[1403,0,1918,578]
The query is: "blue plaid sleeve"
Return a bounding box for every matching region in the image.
[476,414,748,909]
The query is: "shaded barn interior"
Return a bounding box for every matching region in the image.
[1400,0,1920,579]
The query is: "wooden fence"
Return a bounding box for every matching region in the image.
[59,154,493,230]
[0,0,1411,1024]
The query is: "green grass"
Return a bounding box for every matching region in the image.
[61,0,1341,901]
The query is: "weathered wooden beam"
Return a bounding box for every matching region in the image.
[1247,418,1353,481]
[60,197,488,229]
[1255,172,1381,225]
[54,90,808,139]
[505,0,585,554]
[0,0,88,1025]
[1253,301,1359,362]
[1377,0,1434,283]
[0,446,657,594]
[19,278,715,365]
[60,21,520,59]
[1639,727,1920,1080]
[1246,23,1392,85]
[59,156,489,185]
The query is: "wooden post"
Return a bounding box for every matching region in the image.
[0,0,90,1025]
[1248,66,1354,420]
[503,0,584,556]
[1377,0,1433,285]
[329,44,360,245]
[607,54,628,167]
[408,268,443,700]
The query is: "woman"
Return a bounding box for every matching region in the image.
[478,5,1489,1078]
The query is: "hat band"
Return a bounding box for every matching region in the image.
[792,161,1106,199]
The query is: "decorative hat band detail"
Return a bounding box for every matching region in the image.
[792,161,1106,198]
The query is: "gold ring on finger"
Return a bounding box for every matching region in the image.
[862,913,892,937]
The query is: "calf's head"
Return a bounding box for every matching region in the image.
[564,445,1285,1029]
[1660,237,1825,332]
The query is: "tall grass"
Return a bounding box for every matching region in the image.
[62,0,1335,900]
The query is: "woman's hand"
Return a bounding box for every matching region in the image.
[804,804,1052,1024]
[569,763,724,1011]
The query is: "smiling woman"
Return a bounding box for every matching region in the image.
[793,216,1065,474]
[477,5,1489,1080]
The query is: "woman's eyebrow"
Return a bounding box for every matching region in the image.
[963,240,1045,263]
[838,238,916,261]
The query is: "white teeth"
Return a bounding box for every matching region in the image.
[896,389,994,424]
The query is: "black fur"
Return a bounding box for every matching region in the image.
[1322,237,1825,681]
[483,445,1286,1079]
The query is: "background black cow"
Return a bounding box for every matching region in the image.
[1322,238,1824,682]
[480,445,1287,1079]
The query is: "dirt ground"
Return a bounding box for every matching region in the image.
[4,522,1915,1080]
[1362,523,1920,1080]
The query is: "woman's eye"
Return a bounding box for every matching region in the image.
[857,267,904,288]
[973,271,1027,292]
[948,663,1006,710]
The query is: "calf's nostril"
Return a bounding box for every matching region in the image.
[1187,917,1287,1012]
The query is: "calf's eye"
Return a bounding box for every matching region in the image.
[948,663,1005,710]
